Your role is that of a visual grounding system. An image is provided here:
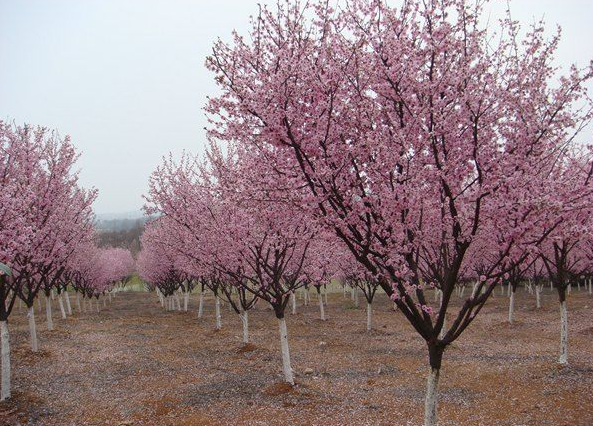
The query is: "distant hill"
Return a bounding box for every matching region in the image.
[94,211,156,256]
[95,217,150,232]
[95,210,145,227]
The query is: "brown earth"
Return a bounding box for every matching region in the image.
[0,287,592,425]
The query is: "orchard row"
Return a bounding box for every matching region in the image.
[140,1,593,425]
[0,122,135,401]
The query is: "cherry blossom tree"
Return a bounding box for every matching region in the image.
[302,233,342,322]
[342,256,382,331]
[0,264,13,401]
[138,221,188,312]
[146,145,322,384]
[0,122,97,401]
[205,1,593,423]
[538,153,593,365]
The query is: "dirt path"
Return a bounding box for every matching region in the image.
[0,288,592,425]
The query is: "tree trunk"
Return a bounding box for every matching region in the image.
[559,301,568,365]
[58,294,67,319]
[198,293,204,318]
[354,289,359,308]
[508,289,515,324]
[318,292,326,321]
[535,285,541,309]
[470,282,479,299]
[215,297,221,330]
[424,367,440,426]
[37,297,42,314]
[1,320,10,401]
[183,292,189,312]
[65,291,72,315]
[28,307,38,352]
[424,345,443,426]
[175,293,181,311]
[240,310,249,344]
[46,295,54,330]
[291,291,296,315]
[277,317,294,385]
[366,302,372,331]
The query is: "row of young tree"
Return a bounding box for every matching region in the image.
[0,121,135,401]
[140,1,593,425]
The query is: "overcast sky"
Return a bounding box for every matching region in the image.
[1,0,592,214]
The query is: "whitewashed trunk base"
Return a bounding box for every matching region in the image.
[508,290,515,324]
[215,298,221,330]
[559,301,568,365]
[318,295,325,321]
[58,295,67,319]
[28,307,38,352]
[65,292,72,316]
[240,310,249,344]
[198,293,204,318]
[45,295,54,330]
[424,368,440,426]
[1,321,10,401]
[278,318,294,385]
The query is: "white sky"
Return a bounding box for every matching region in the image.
[1,0,592,214]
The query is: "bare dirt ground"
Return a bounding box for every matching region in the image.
[0,287,592,426]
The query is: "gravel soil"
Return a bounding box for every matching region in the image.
[0,287,592,425]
